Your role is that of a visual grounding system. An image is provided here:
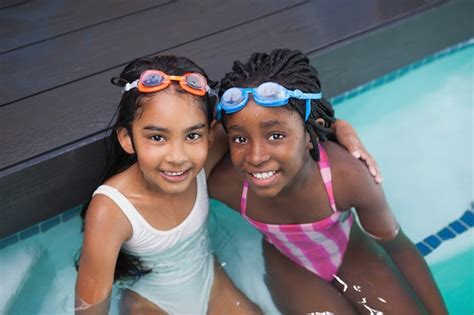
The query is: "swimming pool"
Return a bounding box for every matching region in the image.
[0,40,472,314]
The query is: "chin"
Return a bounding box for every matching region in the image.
[248,184,281,199]
[160,185,190,195]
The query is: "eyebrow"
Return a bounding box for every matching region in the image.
[227,124,244,132]
[143,123,206,133]
[227,119,287,132]
[185,123,207,133]
[260,119,287,129]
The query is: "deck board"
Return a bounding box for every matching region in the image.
[0,0,440,171]
[0,0,303,106]
[0,0,170,53]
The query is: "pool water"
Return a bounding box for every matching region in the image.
[333,41,473,314]
[0,41,472,314]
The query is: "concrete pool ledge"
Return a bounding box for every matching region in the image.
[1,0,473,240]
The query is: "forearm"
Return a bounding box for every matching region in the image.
[380,230,448,314]
[75,294,111,315]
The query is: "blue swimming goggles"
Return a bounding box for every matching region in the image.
[215,82,322,121]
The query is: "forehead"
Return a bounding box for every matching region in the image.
[225,99,303,131]
[136,90,207,125]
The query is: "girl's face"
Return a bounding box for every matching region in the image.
[225,99,313,198]
[120,90,213,194]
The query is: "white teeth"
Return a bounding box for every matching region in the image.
[163,171,185,176]
[252,171,276,180]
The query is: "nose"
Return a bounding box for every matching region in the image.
[166,141,188,164]
[246,140,270,166]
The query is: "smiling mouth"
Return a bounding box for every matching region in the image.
[162,170,187,176]
[250,171,277,180]
[160,169,190,182]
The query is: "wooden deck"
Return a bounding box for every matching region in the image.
[1,0,472,238]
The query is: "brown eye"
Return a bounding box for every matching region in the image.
[268,133,284,141]
[150,135,165,142]
[233,136,247,144]
[186,133,201,141]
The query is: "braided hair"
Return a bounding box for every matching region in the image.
[219,49,336,161]
[76,55,216,283]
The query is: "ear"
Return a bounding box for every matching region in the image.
[207,119,218,146]
[315,118,326,128]
[117,127,135,154]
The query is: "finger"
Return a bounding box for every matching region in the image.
[365,157,378,177]
[366,156,383,183]
[375,174,383,184]
[358,151,378,177]
[351,150,361,159]
[345,136,361,159]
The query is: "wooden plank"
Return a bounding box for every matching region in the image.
[0,0,303,106]
[0,0,444,171]
[0,0,171,53]
[160,0,445,87]
[309,0,471,97]
[0,0,305,170]
[1,69,118,171]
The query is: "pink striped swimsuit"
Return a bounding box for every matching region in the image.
[240,144,353,281]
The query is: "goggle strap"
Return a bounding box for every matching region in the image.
[216,103,223,120]
[306,92,322,99]
[305,99,311,121]
[122,80,139,93]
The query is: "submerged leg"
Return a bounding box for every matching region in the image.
[208,259,262,315]
[335,225,427,314]
[119,289,167,315]
[262,240,357,314]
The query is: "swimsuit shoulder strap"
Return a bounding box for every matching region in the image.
[93,185,141,228]
[240,181,250,217]
[317,143,338,212]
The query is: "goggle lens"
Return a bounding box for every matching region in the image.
[185,73,206,90]
[222,88,245,109]
[141,71,165,87]
[256,82,284,100]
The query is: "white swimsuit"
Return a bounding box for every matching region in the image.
[93,170,214,314]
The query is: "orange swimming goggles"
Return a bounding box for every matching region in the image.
[122,70,210,96]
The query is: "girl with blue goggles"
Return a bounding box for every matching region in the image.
[215,82,322,121]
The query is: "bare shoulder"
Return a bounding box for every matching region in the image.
[322,141,371,181]
[83,191,132,242]
[321,141,379,209]
[208,153,243,211]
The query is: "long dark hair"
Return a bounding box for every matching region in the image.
[219,48,336,161]
[76,55,216,282]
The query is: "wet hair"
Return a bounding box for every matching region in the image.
[219,49,336,161]
[76,55,217,283]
